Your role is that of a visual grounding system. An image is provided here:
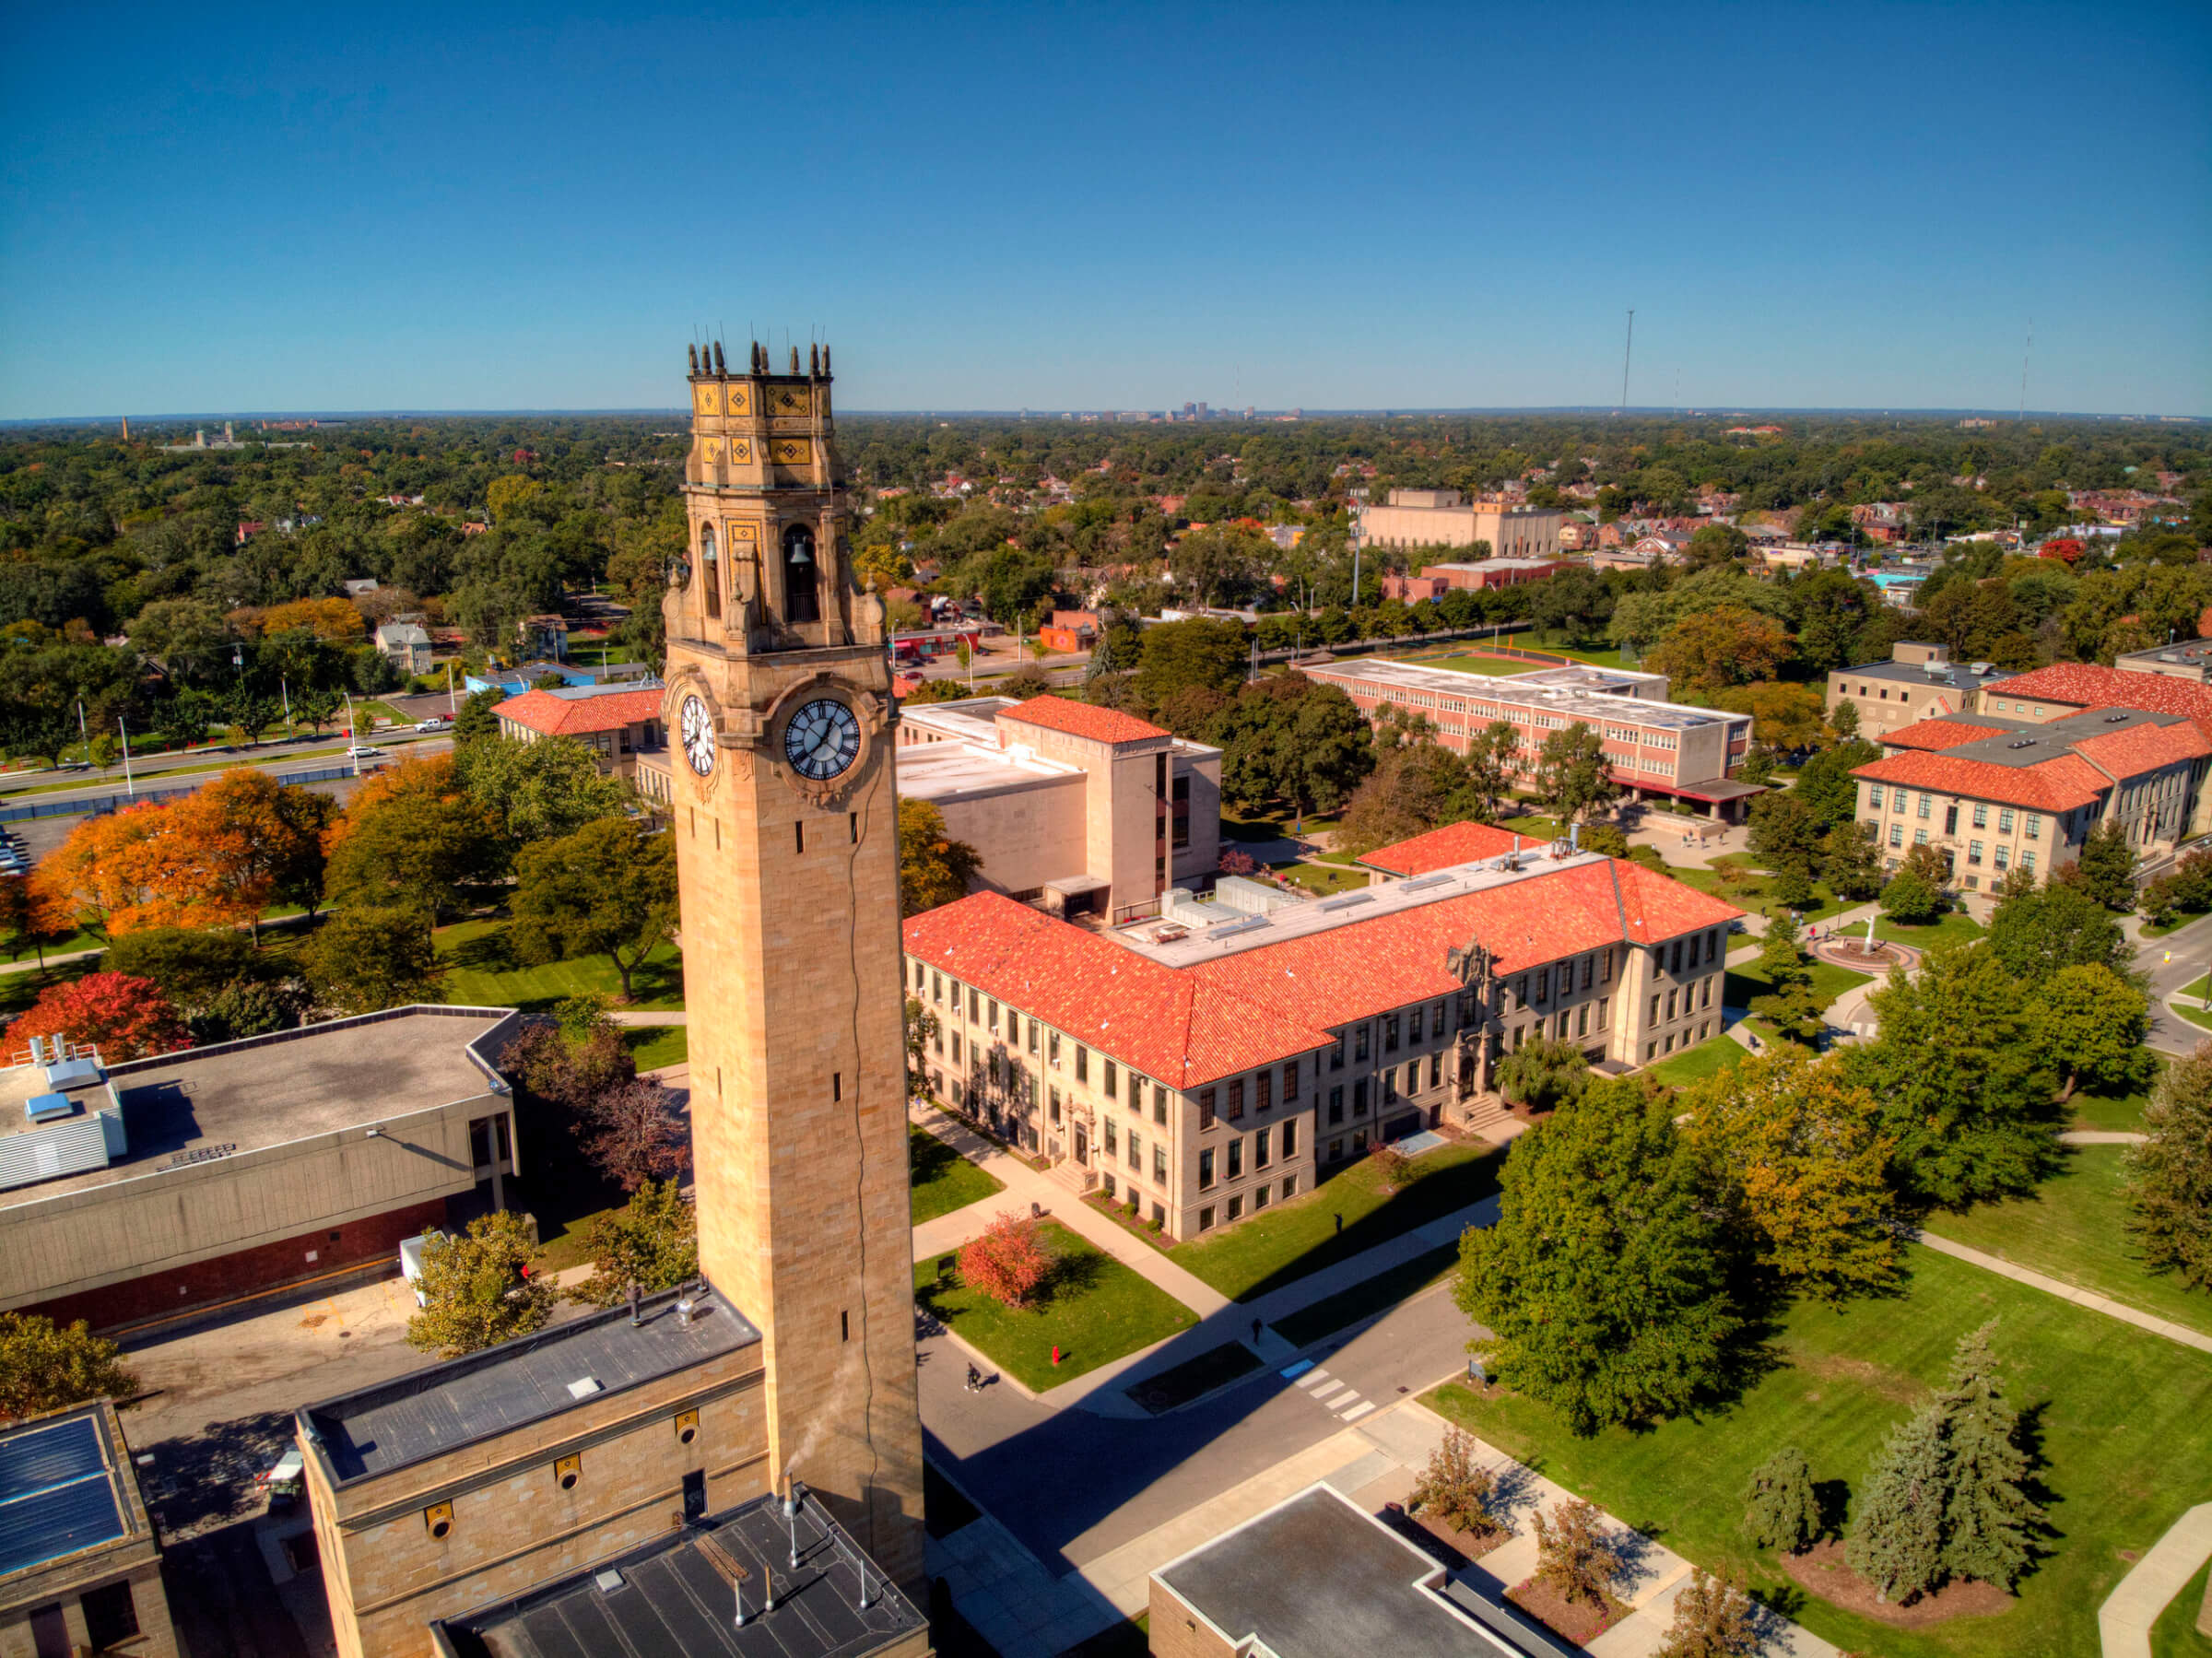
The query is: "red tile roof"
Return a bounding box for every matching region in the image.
[901,892,1329,1088]
[998,696,1168,746]
[495,687,665,737]
[1852,747,2110,813]
[1358,819,1525,876]
[2069,718,2212,779]
[1991,664,2212,738]
[901,860,1741,1086]
[1881,718,2012,752]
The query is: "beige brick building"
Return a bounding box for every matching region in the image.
[904,835,1740,1241]
[1824,641,2015,739]
[896,694,1221,920]
[1355,488,1566,559]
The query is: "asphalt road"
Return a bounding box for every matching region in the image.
[2143,908,2212,1053]
[920,1276,1479,1575]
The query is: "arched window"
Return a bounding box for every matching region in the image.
[700,523,720,619]
[782,523,819,625]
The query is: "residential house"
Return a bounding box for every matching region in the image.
[372,621,432,676]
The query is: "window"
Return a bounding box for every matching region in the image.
[1228,1079,1245,1120]
[782,523,820,624]
[1328,1086,1344,1124]
[1434,997,1449,1033]
[2026,814,2041,840]
[1601,949,1614,984]
[1227,1139,1243,1179]
[1994,845,2009,870]
[988,998,999,1030]
[1968,841,1984,865]
[1972,804,1988,829]
[1253,1182,1270,1209]
[1354,1025,1371,1062]
[1650,994,1661,1023]
[1383,1014,1400,1052]
[1597,996,1609,1024]
[931,971,942,1005]
[1154,1145,1168,1182]
[1868,784,1884,809]
[1027,1020,1040,1055]
[81,1582,140,1649]
[1330,1030,1345,1070]
[1408,1005,1424,1042]
[1076,1045,1088,1083]
[1915,829,1929,845]
[1199,1205,1215,1231]
[1430,1052,1442,1088]
[1382,1069,1397,1104]
[1917,793,1932,819]
[1353,1078,1370,1117]
[1227,1194,1243,1220]
[1129,1131,1142,1172]
[1048,1087,1061,1125]
[1670,939,1684,974]
[1666,989,1677,1021]
[1257,1069,1273,1112]
[1255,1126,1272,1168]
[1155,1086,1168,1126]
[1283,1061,1300,1101]
[1049,1031,1061,1066]
[1282,1118,1297,1157]
[1576,1004,1589,1037]
[1889,823,1904,848]
[1999,808,2015,832]
[950,1032,960,1063]
[1104,1059,1116,1098]
[1944,805,1959,835]
[1199,1148,1215,1189]
[1103,1121,1116,1158]
[2021,850,2036,872]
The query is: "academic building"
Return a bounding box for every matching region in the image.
[1823,641,2015,738]
[1297,658,1761,820]
[903,834,1741,1241]
[895,693,1222,922]
[1354,488,1567,560]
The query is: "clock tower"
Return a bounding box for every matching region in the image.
[661,337,924,1589]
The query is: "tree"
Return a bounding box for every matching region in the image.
[1985,871,2132,984]
[324,757,501,921]
[2027,962,2152,1099]
[172,768,335,937]
[1648,606,1792,697]
[566,1179,699,1308]
[1686,1052,1899,1301]
[1878,864,1943,924]
[1747,792,1822,893]
[1791,738,1882,830]
[0,1313,137,1424]
[1742,1445,1819,1554]
[302,906,442,1013]
[1531,723,1622,825]
[1453,1081,1739,1435]
[905,996,940,1098]
[1747,911,1823,1044]
[1713,681,1827,751]
[572,1076,691,1192]
[1494,1035,1590,1112]
[1829,698,1860,739]
[958,1210,1052,1308]
[102,926,254,1010]
[1841,946,2056,1210]
[1531,1496,1623,1609]
[10,971,189,1061]
[1820,822,1886,901]
[1410,1428,1503,1538]
[0,872,71,971]
[1934,1322,2041,1592]
[2126,1043,2212,1289]
[501,1010,635,1113]
[1657,1568,1760,1658]
[510,817,678,1001]
[1337,743,1473,854]
[453,687,508,746]
[454,734,632,846]
[1134,617,1246,708]
[1461,721,1520,823]
[405,1211,556,1358]
[899,798,984,917]
[1579,821,1630,859]
[1845,1401,1949,1603]
[2074,818,2139,911]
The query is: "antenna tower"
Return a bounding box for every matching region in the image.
[1619,310,1635,415]
[2019,318,2032,422]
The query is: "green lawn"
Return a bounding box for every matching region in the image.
[435,918,685,1012]
[2175,976,2212,1032]
[1926,1145,2212,1337]
[1646,1032,1749,1088]
[1724,958,1874,1017]
[1498,813,1565,843]
[911,1124,1006,1225]
[620,1025,688,1071]
[2071,1062,2163,1133]
[1270,1241,1459,1349]
[1222,810,1342,843]
[1175,1142,1502,1303]
[914,1220,1196,1390]
[1424,1244,2212,1658]
[1872,911,1987,949]
[1667,853,1851,923]
[2152,1556,2212,1656]
[1271,860,1368,896]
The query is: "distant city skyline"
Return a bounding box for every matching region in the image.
[3,2,2206,421]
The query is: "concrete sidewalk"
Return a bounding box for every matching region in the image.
[1912,1230,2212,1356]
[2100,1501,2212,1658]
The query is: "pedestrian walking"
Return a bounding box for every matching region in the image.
[1251,1317,1263,1345]
[1333,1213,1342,1235]
[964,1363,981,1393]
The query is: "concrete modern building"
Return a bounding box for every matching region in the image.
[1824,641,2015,739]
[0,1402,180,1658]
[903,836,1741,1239]
[1854,706,2212,888]
[2115,640,2212,683]
[500,685,674,805]
[1298,659,1760,820]
[0,1008,520,1335]
[896,695,1221,921]
[1356,489,1566,561]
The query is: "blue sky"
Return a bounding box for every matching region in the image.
[4,2,2206,418]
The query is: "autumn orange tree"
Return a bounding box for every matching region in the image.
[10,971,190,1061]
[255,598,366,641]
[324,754,500,921]
[957,1212,1053,1309]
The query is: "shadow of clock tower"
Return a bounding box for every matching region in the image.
[660,337,924,1591]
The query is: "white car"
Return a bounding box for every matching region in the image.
[347,745,380,760]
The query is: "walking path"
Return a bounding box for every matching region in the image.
[607,1009,688,1026]
[2062,1129,2148,1146]
[1912,1229,2212,1356]
[910,1103,1500,1417]
[2099,1501,2212,1658]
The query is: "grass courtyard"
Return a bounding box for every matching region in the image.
[2070,1064,2163,1134]
[1723,958,1874,1035]
[1926,1144,2212,1338]
[1872,911,1986,950]
[1646,1031,1749,1088]
[914,1220,1195,1390]
[1173,1141,1502,1303]
[910,1123,1006,1225]
[2175,975,2212,1032]
[435,917,685,1012]
[1423,1243,2212,1658]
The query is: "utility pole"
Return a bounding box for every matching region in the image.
[118,717,134,797]
[1619,310,1636,414]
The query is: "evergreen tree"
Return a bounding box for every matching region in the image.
[1845,1403,1948,1603]
[2074,818,2140,911]
[1742,1444,1819,1553]
[1934,1322,2041,1591]
[2127,1044,2212,1288]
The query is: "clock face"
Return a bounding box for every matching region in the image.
[680,695,717,776]
[783,698,860,781]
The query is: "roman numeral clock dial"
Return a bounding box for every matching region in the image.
[782,697,860,781]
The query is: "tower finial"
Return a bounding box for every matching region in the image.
[753,341,765,373]
[713,340,726,375]
[790,345,800,373]
[688,343,699,375]
[809,342,819,377]
[822,344,830,375]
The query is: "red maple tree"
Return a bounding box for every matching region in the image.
[2039,537,2086,564]
[957,1212,1053,1309]
[10,972,190,1062]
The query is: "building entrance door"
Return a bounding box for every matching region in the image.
[1074,1126,1088,1166]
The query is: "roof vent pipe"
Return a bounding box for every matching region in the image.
[1571,822,1581,851]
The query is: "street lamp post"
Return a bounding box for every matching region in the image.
[118,717,134,798]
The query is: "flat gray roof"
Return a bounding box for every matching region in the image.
[1837,659,2015,688]
[1156,1485,1513,1658]
[1303,658,1737,734]
[0,1007,515,1204]
[433,1491,924,1658]
[302,1283,759,1483]
[1942,706,2189,770]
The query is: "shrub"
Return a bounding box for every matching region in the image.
[9,971,189,1061]
[1368,1141,1411,1192]
[1410,1427,1503,1538]
[1742,1444,1819,1553]
[1532,1496,1622,1609]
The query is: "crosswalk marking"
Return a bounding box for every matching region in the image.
[1310,1382,1348,1405]
[1339,1401,1375,1422]
[1295,1369,1332,1391]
